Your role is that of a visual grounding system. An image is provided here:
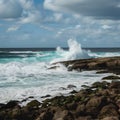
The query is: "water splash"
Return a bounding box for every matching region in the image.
[51,38,90,63]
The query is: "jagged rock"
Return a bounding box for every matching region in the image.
[98,103,119,119]
[26,100,41,109]
[102,75,120,80]
[109,81,120,88]
[86,96,107,116]
[55,56,120,74]
[4,100,19,109]
[41,95,51,98]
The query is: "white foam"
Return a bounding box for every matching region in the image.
[51,38,90,63]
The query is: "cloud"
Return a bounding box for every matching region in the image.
[0,0,42,24]
[44,0,120,20]
[0,0,23,19]
[7,25,20,32]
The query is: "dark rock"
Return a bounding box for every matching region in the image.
[41,94,51,98]
[26,100,41,109]
[67,84,77,89]
[59,87,67,90]
[109,81,120,88]
[4,100,19,109]
[54,56,120,75]
[81,85,90,89]
[66,102,77,110]
[70,90,78,94]
[102,75,120,80]
[37,110,54,120]
[99,103,119,119]
[91,81,108,89]
[101,116,119,120]
[77,116,92,120]
[86,96,107,116]
[76,104,86,117]
[53,110,74,120]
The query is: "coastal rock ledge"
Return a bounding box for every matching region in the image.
[0,80,120,120]
[54,56,120,74]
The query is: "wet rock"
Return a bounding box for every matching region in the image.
[41,94,51,98]
[91,81,108,89]
[26,100,41,109]
[70,90,78,94]
[102,75,120,80]
[67,84,77,89]
[4,100,19,109]
[59,87,67,90]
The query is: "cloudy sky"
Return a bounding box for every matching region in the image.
[0,0,120,48]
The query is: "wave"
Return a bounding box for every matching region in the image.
[51,38,90,63]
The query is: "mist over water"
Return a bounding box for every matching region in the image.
[0,39,119,103]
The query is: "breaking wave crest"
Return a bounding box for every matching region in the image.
[51,38,90,63]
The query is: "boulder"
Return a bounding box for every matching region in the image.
[99,103,119,119]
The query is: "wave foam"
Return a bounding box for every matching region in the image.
[51,38,90,63]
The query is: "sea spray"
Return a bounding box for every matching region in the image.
[51,38,90,63]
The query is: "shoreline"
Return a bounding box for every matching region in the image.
[0,56,120,120]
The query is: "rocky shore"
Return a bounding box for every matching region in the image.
[54,56,120,75]
[0,56,120,120]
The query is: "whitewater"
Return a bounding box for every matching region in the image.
[0,39,120,104]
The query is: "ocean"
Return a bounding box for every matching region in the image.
[0,39,120,104]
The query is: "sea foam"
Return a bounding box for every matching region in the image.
[51,38,90,63]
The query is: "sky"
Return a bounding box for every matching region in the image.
[0,0,120,48]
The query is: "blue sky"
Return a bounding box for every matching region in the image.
[0,0,120,48]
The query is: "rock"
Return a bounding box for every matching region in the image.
[99,103,119,119]
[67,84,77,89]
[59,87,67,90]
[0,103,5,109]
[102,75,120,80]
[53,110,74,120]
[109,81,120,88]
[91,81,108,89]
[101,116,119,120]
[86,96,107,116]
[41,94,51,98]
[26,100,41,109]
[76,104,86,117]
[66,102,77,110]
[77,116,92,120]
[37,110,54,120]
[55,56,120,75]
[81,85,90,89]
[70,90,78,94]
[4,100,19,109]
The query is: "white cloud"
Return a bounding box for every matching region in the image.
[44,0,120,20]
[102,25,112,29]
[7,25,20,32]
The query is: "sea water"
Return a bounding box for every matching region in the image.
[0,39,120,104]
